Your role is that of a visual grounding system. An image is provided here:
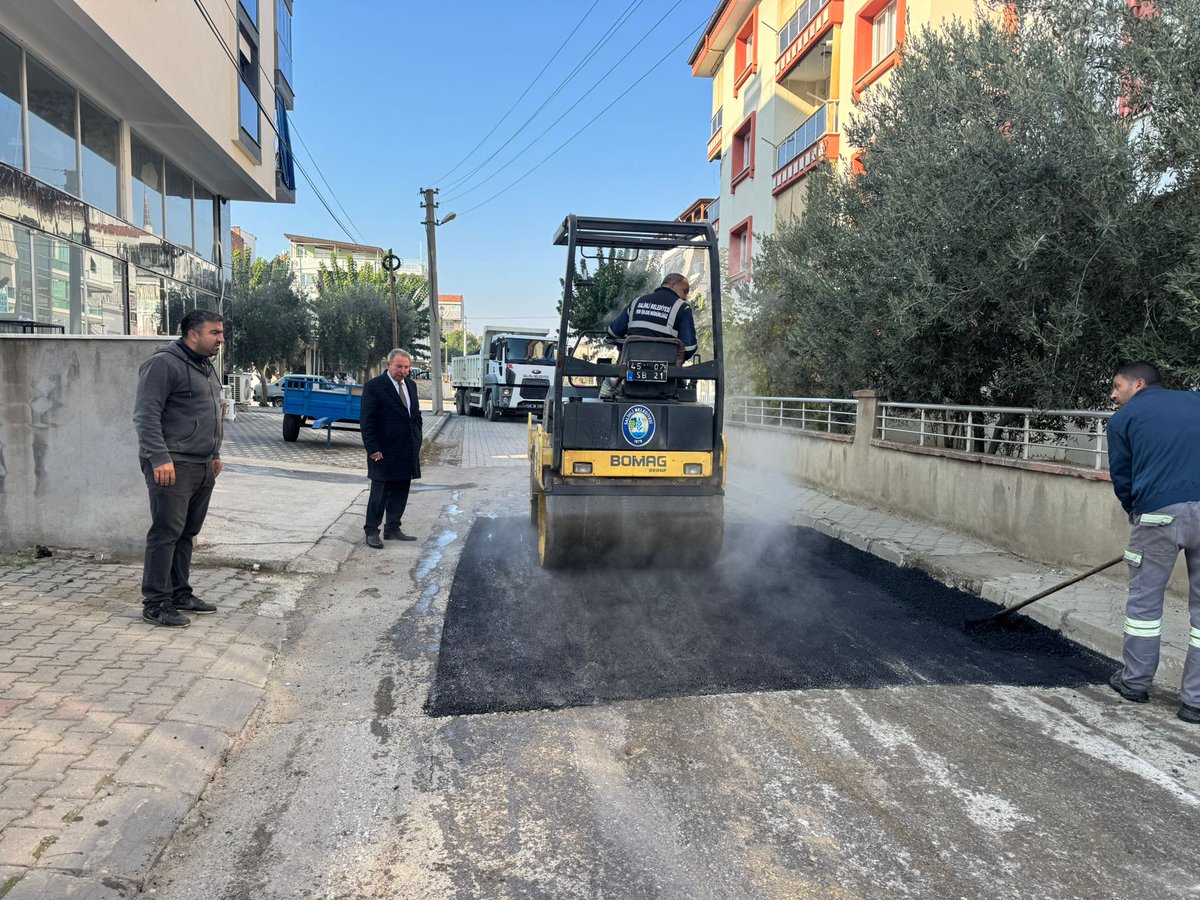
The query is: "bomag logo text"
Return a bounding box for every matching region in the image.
[610,454,669,468]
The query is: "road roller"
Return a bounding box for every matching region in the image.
[528,215,726,568]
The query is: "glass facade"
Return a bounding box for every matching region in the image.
[0,29,232,337]
[80,97,118,217]
[193,183,216,263]
[26,56,78,195]
[130,134,163,236]
[165,159,193,250]
[0,34,22,170]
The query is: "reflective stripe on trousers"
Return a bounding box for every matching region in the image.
[1119,501,1200,706]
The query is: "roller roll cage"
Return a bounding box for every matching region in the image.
[550,215,725,471]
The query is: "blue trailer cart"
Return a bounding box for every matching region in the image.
[281,375,363,447]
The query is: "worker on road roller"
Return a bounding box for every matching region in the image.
[529,215,726,569]
[599,273,698,401]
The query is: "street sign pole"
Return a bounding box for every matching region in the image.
[382,249,401,351]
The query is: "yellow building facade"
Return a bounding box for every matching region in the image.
[690,0,974,280]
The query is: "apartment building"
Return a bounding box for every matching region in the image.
[0,0,296,336]
[286,233,424,298]
[691,0,970,280]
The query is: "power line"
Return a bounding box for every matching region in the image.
[443,0,688,204]
[210,0,370,246]
[190,0,364,246]
[440,0,647,194]
[458,18,708,218]
[429,0,601,186]
[209,0,370,245]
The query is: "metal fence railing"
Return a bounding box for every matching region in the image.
[878,402,1113,470]
[728,396,858,437]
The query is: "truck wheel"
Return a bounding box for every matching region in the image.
[455,389,467,416]
[282,413,301,442]
[485,394,501,422]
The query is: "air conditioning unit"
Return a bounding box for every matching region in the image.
[226,373,254,405]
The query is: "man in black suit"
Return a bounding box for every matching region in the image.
[360,349,423,549]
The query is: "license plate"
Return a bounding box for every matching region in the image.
[627,360,668,382]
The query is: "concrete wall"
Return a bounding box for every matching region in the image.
[0,334,171,556]
[728,390,1188,590]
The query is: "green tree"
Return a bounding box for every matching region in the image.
[442,328,481,361]
[228,250,310,401]
[558,250,657,335]
[311,252,430,378]
[747,0,1200,407]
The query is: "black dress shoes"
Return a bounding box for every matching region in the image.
[365,533,384,549]
[383,528,417,542]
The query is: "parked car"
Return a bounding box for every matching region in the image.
[262,374,332,406]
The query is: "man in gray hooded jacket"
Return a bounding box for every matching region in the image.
[134,310,225,627]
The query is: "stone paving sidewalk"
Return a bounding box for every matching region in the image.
[0,553,307,898]
[726,465,1192,685]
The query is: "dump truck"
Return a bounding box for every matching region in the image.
[528,215,725,568]
[450,326,557,421]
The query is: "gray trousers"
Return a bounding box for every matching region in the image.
[1120,500,1200,706]
[140,459,215,608]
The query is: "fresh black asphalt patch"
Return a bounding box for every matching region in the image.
[426,519,1113,717]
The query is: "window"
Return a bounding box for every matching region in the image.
[193,183,216,262]
[733,11,759,97]
[131,135,164,235]
[238,26,260,145]
[276,0,293,94]
[239,0,259,29]
[80,97,119,217]
[165,160,193,251]
[26,56,78,195]
[872,0,897,66]
[0,33,22,170]
[853,0,905,96]
[731,113,755,190]
[730,217,753,279]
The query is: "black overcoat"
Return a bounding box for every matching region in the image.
[360,373,422,482]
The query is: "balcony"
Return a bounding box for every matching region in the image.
[772,102,839,195]
[776,0,844,81]
[708,107,723,161]
[705,198,719,226]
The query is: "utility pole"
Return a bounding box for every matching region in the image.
[420,187,447,416]
[382,248,401,350]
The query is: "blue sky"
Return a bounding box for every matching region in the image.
[235,0,719,335]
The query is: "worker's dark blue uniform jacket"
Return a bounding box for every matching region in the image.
[1107,385,1200,514]
[607,286,698,360]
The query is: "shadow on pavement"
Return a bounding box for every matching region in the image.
[426,520,1113,717]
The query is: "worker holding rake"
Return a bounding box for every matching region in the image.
[1106,361,1200,723]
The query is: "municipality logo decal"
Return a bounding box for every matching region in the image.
[621,405,656,447]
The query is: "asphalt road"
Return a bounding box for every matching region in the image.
[143,414,1200,900]
[429,520,1111,716]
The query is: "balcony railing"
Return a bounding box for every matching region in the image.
[711,107,722,137]
[705,198,719,223]
[776,102,837,170]
[779,0,832,54]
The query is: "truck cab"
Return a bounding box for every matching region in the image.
[451,328,556,421]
